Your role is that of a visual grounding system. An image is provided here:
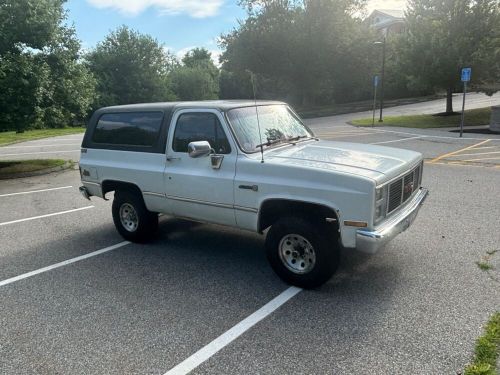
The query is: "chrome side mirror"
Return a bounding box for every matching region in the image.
[188,141,212,158]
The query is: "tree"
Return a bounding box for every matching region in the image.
[169,48,220,100]
[398,0,500,114]
[39,26,96,128]
[0,0,65,54]
[0,53,49,132]
[86,26,175,108]
[0,0,96,132]
[220,0,374,106]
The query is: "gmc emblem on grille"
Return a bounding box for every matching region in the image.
[404,182,414,194]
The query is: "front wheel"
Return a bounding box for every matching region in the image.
[112,190,158,243]
[265,216,340,288]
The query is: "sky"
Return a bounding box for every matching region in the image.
[65,0,406,61]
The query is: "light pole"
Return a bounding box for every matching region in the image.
[374,36,386,122]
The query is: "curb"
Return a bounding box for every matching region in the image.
[0,161,75,180]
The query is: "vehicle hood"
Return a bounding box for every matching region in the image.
[264,140,422,184]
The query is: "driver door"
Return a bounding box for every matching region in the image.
[164,109,237,226]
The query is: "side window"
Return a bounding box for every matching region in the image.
[172,113,231,154]
[92,112,164,147]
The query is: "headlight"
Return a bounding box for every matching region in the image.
[374,186,387,223]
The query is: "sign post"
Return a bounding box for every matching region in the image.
[460,67,471,138]
[372,75,379,127]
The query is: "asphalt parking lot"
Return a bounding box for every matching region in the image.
[1,98,500,374]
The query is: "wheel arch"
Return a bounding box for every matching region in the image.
[101,180,143,201]
[257,198,340,236]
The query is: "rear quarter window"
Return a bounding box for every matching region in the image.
[92,112,164,147]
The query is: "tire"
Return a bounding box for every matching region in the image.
[265,216,340,289]
[112,190,158,243]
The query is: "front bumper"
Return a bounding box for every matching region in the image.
[356,187,429,254]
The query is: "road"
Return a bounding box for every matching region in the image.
[1,95,500,374]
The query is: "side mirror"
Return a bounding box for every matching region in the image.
[188,141,212,158]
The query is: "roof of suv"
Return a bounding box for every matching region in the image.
[100,100,286,112]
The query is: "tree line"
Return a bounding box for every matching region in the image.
[1,0,498,132]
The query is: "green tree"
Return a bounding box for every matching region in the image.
[169,48,220,100]
[86,26,175,107]
[0,0,65,54]
[0,53,49,132]
[220,0,374,106]
[0,0,96,132]
[398,0,500,114]
[39,26,96,128]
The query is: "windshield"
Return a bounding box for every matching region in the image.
[226,105,314,153]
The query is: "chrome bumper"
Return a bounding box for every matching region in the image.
[356,187,429,254]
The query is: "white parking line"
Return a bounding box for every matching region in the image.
[371,136,423,145]
[0,206,94,227]
[164,286,302,375]
[369,127,500,141]
[0,150,80,157]
[0,241,130,288]
[0,186,73,197]
[2,144,81,149]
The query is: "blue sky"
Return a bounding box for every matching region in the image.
[65,0,247,60]
[65,0,405,60]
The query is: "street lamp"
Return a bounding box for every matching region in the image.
[374,37,386,122]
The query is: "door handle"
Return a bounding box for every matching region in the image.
[166,156,180,162]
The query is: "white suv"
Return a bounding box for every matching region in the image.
[79,100,428,288]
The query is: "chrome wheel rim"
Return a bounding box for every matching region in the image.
[119,203,139,232]
[278,234,316,274]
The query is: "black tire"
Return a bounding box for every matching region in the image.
[112,190,158,243]
[265,216,340,289]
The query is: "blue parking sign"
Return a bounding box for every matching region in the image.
[373,75,379,87]
[461,67,471,82]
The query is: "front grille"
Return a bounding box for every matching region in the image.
[388,179,403,212]
[387,164,421,214]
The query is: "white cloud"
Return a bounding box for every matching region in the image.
[86,0,225,18]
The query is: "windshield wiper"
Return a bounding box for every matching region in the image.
[286,135,309,143]
[255,135,315,149]
[255,138,285,149]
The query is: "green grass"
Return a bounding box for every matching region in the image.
[0,159,66,178]
[0,127,85,146]
[476,261,494,271]
[352,107,491,128]
[465,312,500,375]
[296,94,444,119]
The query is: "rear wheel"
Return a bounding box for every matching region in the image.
[112,190,158,243]
[266,216,340,288]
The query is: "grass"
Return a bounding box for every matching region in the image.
[0,159,67,178]
[296,94,444,119]
[476,261,494,271]
[0,127,85,146]
[464,312,500,375]
[352,107,491,128]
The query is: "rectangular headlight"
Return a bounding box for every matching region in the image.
[374,186,387,223]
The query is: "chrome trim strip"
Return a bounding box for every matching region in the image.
[82,181,101,187]
[166,195,258,213]
[167,195,234,210]
[143,191,166,198]
[234,205,258,213]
